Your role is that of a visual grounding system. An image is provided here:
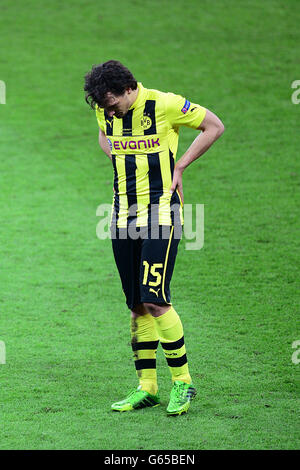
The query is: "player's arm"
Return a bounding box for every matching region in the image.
[170,109,225,202]
[176,109,224,172]
[99,128,112,161]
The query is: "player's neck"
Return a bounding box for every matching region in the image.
[129,86,139,107]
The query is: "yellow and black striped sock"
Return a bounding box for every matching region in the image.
[131,313,159,395]
[154,306,192,384]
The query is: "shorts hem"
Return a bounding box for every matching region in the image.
[126,299,172,309]
[140,298,172,306]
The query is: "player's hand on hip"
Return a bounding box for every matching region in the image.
[170,166,184,206]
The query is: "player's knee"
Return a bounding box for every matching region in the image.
[143,302,166,317]
[131,303,148,318]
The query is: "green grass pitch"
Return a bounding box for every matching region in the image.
[0,0,299,450]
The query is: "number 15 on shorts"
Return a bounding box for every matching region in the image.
[142,261,163,295]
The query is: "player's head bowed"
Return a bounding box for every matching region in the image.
[84,60,137,110]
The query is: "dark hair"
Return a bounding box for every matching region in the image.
[84,60,138,109]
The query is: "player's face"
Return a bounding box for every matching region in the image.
[103,90,132,119]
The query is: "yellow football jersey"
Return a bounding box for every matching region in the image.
[96,82,206,228]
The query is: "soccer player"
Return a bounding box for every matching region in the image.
[84,60,224,415]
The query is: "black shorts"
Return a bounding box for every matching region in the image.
[111,225,182,309]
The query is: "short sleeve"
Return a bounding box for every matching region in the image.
[95,105,106,132]
[165,92,206,129]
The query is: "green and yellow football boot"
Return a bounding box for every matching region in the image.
[166,381,197,416]
[111,386,160,412]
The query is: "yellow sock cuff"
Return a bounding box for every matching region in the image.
[131,313,158,342]
[154,306,179,331]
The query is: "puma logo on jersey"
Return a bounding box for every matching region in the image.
[149,287,160,297]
